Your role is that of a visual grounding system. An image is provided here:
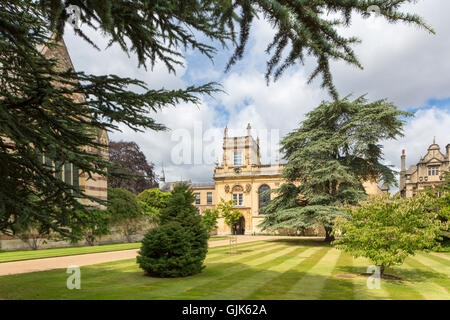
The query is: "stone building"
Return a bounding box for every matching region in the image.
[186,124,388,235]
[399,139,450,198]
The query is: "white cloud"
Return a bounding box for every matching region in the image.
[383,107,450,170]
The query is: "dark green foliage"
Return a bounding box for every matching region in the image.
[108,188,144,242]
[0,0,431,240]
[260,96,412,241]
[137,184,208,277]
[73,209,111,246]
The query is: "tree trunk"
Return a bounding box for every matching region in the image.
[324,227,335,242]
[379,265,385,277]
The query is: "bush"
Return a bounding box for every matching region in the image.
[137,188,171,223]
[334,194,443,276]
[108,188,145,242]
[201,209,219,234]
[137,184,208,277]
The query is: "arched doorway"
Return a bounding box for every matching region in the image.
[232,216,245,235]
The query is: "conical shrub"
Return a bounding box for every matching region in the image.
[137,184,208,277]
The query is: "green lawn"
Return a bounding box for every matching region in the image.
[0,242,142,263]
[0,236,229,264]
[0,239,448,300]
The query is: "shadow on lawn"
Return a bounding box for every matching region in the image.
[339,265,445,283]
[264,238,331,247]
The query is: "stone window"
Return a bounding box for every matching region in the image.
[232,193,244,206]
[195,193,200,205]
[258,184,271,214]
[233,151,242,166]
[207,192,213,205]
[428,166,439,176]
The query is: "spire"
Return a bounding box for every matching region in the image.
[247,123,251,137]
[433,136,436,144]
[224,126,228,138]
[160,164,166,182]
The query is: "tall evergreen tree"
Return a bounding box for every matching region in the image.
[260,96,412,241]
[0,0,431,240]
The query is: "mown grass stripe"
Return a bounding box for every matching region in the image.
[319,252,355,300]
[282,247,338,299]
[206,241,277,262]
[421,252,450,266]
[379,262,426,300]
[415,254,450,276]
[210,247,315,300]
[429,252,450,261]
[119,243,293,300]
[172,245,303,300]
[404,257,449,298]
[351,256,391,300]
[245,247,326,300]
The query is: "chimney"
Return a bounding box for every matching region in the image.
[400,149,406,192]
[247,123,252,137]
[401,149,406,172]
[446,144,450,160]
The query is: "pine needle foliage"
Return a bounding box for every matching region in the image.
[260,95,412,241]
[137,184,208,277]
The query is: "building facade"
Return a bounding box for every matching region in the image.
[400,140,450,198]
[177,124,388,235]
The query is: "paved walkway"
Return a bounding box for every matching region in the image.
[0,235,301,276]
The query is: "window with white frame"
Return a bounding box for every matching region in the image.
[195,193,200,205]
[233,152,242,166]
[207,192,212,205]
[232,193,244,206]
[428,166,439,176]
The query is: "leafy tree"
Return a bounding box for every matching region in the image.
[260,96,411,241]
[137,188,171,223]
[137,184,208,277]
[73,209,111,246]
[108,188,145,242]
[201,209,220,234]
[424,172,450,242]
[0,0,432,239]
[333,194,443,277]
[109,141,158,194]
[217,198,243,235]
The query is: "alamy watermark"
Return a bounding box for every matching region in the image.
[66,265,81,290]
[366,265,381,290]
[66,5,81,30]
[170,122,281,166]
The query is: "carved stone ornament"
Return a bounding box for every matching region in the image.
[232,185,244,192]
[224,185,230,193]
[245,184,251,193]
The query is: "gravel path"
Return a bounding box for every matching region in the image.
[0,235,301,276]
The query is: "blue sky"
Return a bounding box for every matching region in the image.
[64,0,450,188]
